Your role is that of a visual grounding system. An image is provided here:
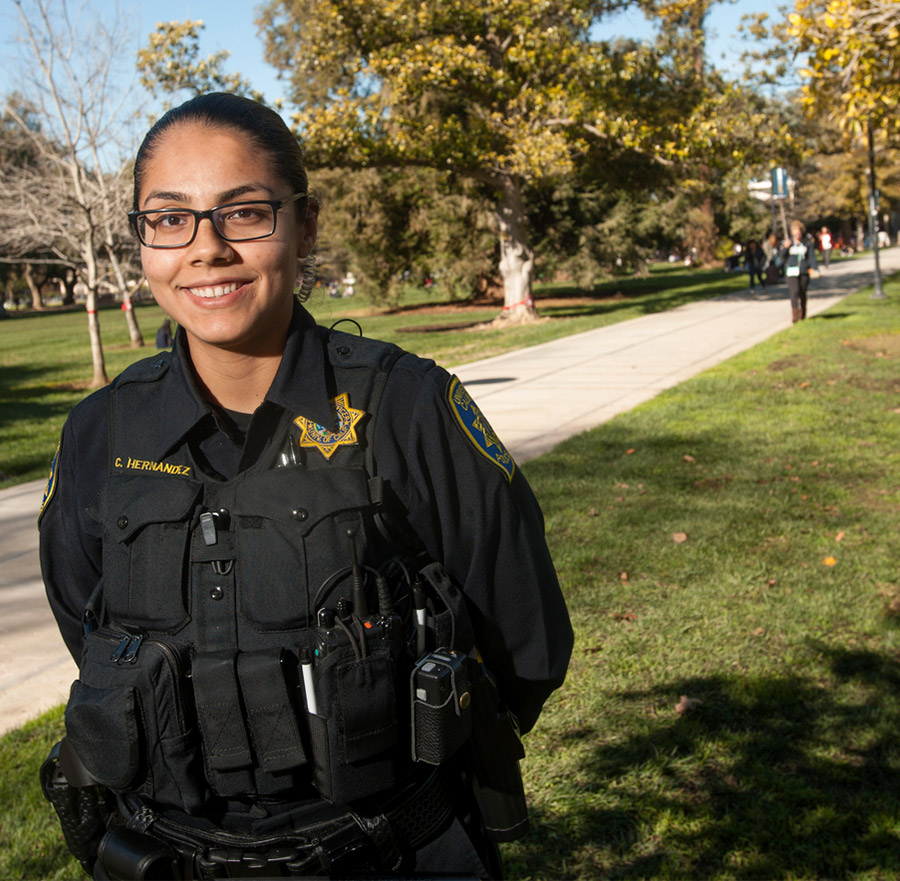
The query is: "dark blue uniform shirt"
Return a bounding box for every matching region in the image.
[39,302,571,734]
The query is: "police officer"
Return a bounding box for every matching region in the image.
[39,93,572,879]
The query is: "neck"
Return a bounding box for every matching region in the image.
[187,340,285,414]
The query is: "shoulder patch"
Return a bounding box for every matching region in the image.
[39,440,61,522]
[447,376,515,482]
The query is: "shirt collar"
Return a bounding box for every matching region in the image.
[154,301,337,459]
[264,301,338,431]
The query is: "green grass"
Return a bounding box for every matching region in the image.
[4,260,900,879]
[0,707,78,879]
[0,264,751,488]
[505,278,900,878]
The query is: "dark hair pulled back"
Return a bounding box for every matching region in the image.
[132,93,308,210]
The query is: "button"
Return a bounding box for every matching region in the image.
[116,516,128,530]
[459,691,471,710]
[210,586,224,601]
[337,345,351,356]
[292,508,309,522]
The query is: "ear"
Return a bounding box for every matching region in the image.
[297,195,319,259]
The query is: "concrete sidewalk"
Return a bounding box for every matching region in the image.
[1,249,896,735]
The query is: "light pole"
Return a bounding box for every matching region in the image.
[866,120,887,300]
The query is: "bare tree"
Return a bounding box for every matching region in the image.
[3,0,145,386]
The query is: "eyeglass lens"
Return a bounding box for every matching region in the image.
[137,203,277,247]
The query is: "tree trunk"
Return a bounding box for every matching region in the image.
[122,295,144,346]
[23,263,44,310]
[106,243,144,346]
[686,193,718,266]
[86,289,109,387]
[82,247,109,387]
[493,176,538,325]
[60,268,77,305]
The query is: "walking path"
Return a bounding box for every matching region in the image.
[2,250,897,735]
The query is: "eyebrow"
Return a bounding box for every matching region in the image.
[142,183,277,206]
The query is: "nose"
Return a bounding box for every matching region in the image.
[188,215,234,262]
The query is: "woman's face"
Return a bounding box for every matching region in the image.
[137,122,316,357]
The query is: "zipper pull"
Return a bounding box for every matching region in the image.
[109,634,131,663]
[122,634,143,664]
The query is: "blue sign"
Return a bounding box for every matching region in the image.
[771,167,789,199]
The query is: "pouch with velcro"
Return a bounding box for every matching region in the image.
[65,627,206,813]
[306,642,406,804]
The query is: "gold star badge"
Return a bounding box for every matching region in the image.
[294,393,365,460]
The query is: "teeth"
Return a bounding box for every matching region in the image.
[189,283,239,299]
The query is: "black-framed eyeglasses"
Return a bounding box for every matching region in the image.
[128,193,308,249]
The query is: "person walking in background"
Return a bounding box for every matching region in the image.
[819,226,833,269]
[781,220,819,323]
[154,317,173,348]
[744,239,766,292]
[761,232,780,286]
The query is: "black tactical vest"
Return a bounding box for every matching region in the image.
[63,331,475,821]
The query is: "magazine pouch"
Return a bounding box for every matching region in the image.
[64,627,205,814]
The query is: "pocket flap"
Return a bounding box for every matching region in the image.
[104,476,201,542]
[233,469,371,537]
[65,680,141,790]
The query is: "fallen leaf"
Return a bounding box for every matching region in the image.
[823,556,837,567]
[616,482,630,489]
[835,531,845,541]
[611,611,636,622]
[672,532,688,544]
[723,775,739,788]
[753,627,765,636]
[675,695,703,715]
[625,448,635,455]
[620,571,629,581]
[800,381,809,388]
[587,508,598,516]
[766,578,777,586]
[683,454,696,463]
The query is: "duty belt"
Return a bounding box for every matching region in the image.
[100,766,457,879]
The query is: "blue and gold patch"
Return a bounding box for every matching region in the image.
[39,440,61,522]
[447,376,515,482]
[294,393,365,460]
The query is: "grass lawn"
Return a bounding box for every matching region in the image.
[0,263,752,488]
[3,257,899,879]
[506,276,900,878]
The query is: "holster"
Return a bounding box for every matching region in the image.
[40,740,109,869]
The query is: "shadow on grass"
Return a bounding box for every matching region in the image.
[509,647,900,880]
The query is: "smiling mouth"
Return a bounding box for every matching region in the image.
[186,282,242,299]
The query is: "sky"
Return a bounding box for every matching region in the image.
[2,0,788,116]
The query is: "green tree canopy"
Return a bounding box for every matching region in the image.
[258,0,698,320]
[786,0,900,135]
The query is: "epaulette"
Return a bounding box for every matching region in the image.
[111,351,173,388]
[325,329,406,373]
